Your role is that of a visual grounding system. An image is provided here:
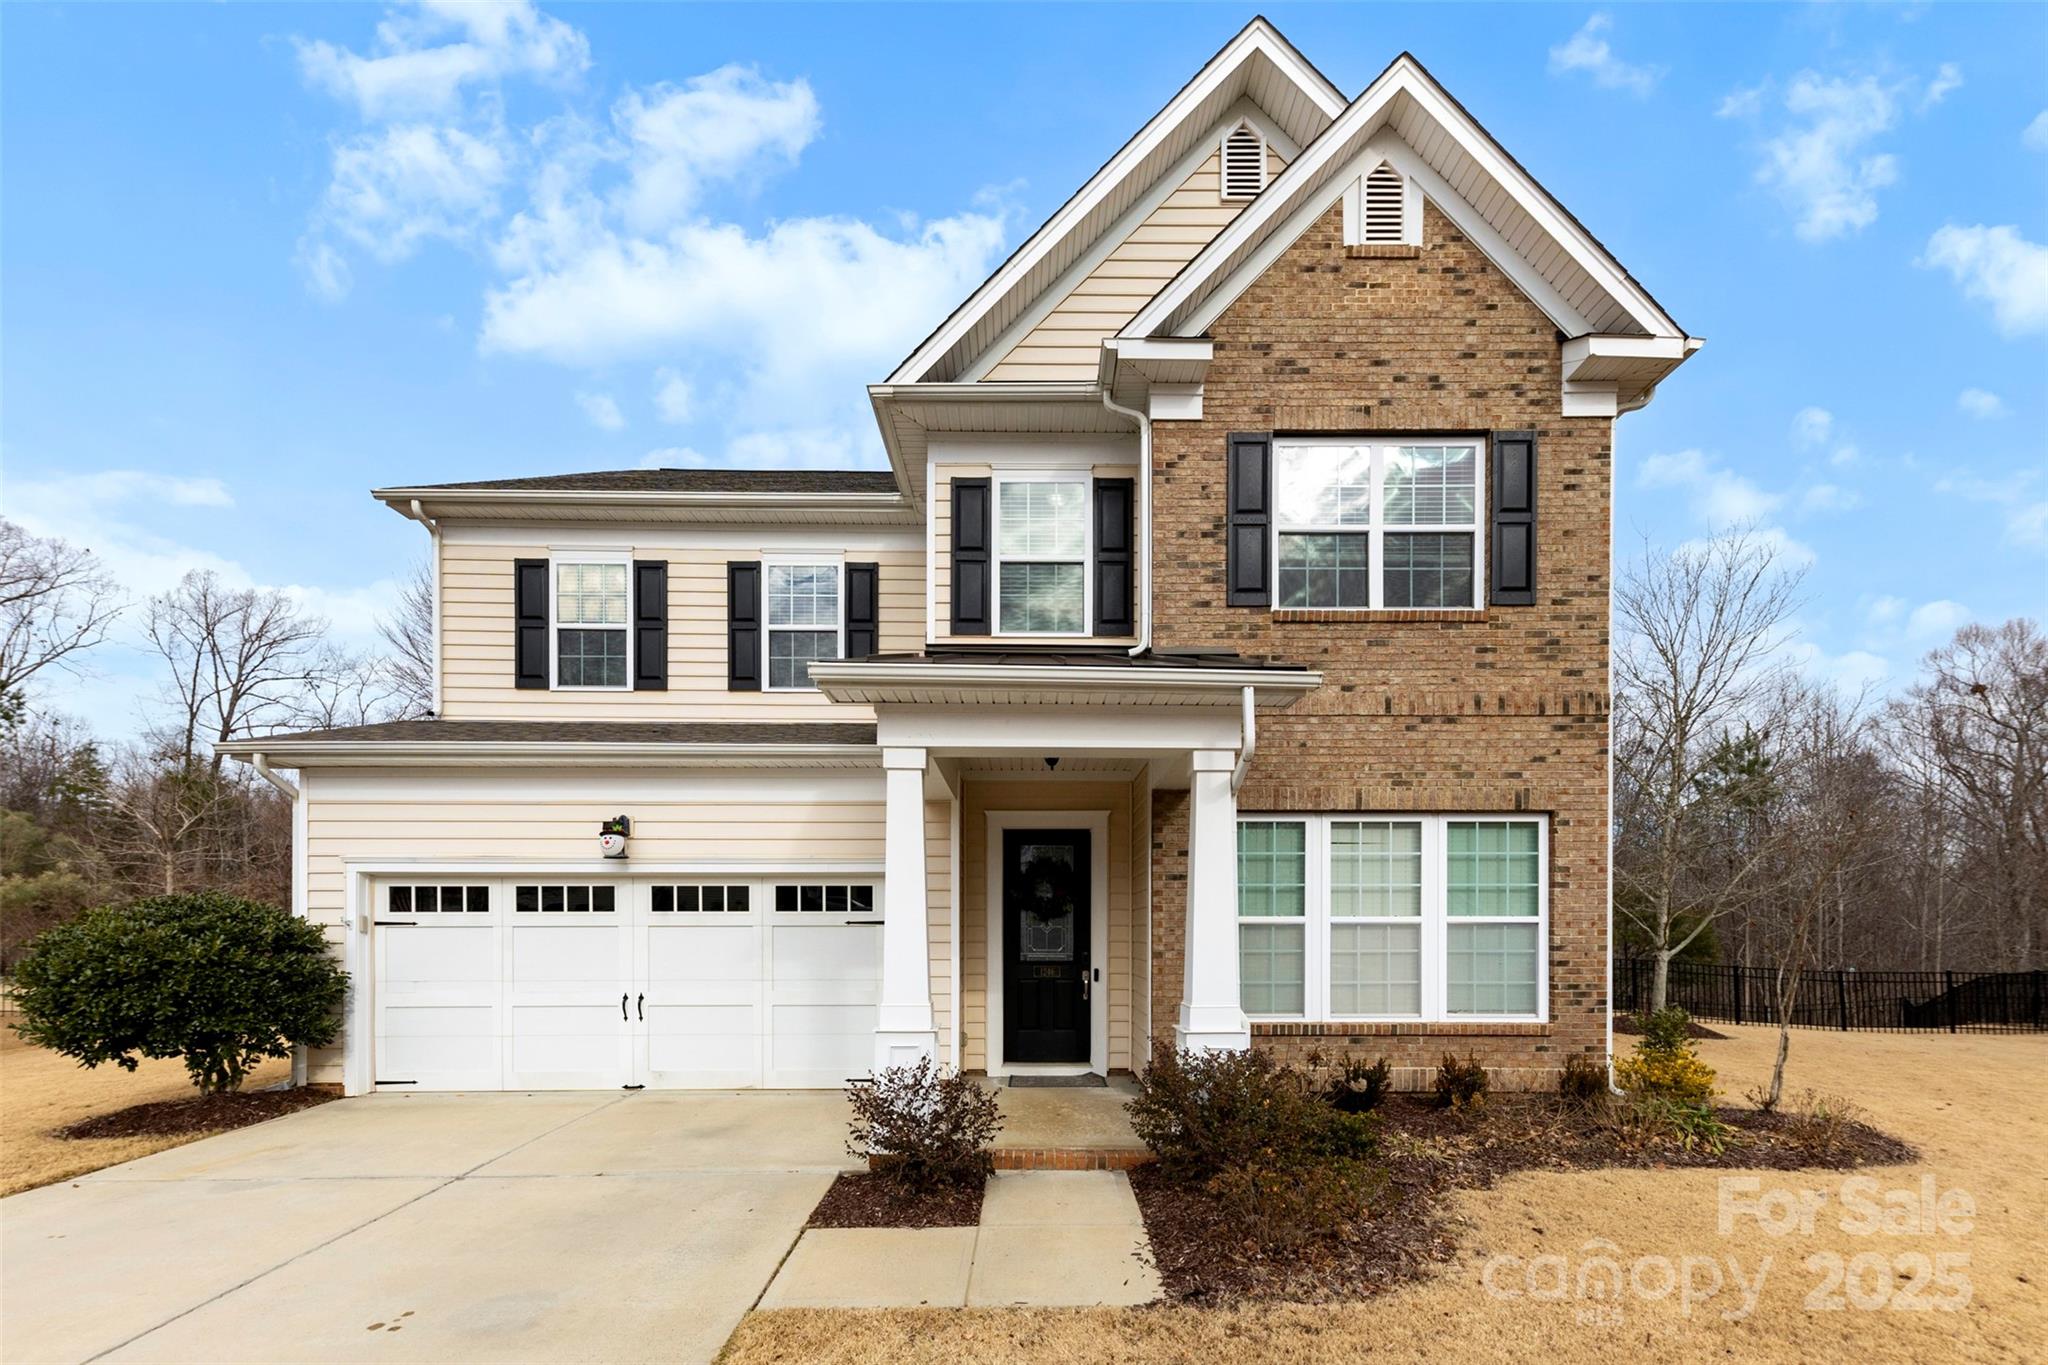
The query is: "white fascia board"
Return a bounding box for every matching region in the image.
[1561,334,1695,370]
[887,22,1344,385]
[809,660,1321,700]
[373,488,914,522]
[221,743,883,769]
[1124,55,1685,345]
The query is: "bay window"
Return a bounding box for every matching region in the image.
[1237,814,1546,1021]
[764,561,841,690]
[553,558,629,688]
[1274,439,1482,609]
[995,477,1089,634]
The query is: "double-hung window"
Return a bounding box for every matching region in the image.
[1237,814,1545,1021]
[1274,439,1482,609]
[764,561,841,690]
[553,556,630,688]
[995,476,1089,634]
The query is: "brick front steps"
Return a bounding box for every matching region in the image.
[989,1147,1153,1172]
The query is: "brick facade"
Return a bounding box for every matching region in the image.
[1148,200,1612,1085]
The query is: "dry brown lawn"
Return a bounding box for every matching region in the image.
[0,1025,289,1195]
[722,1025,2047,1364]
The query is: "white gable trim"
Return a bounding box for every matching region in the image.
[1124,54,1686,345]
[958,100,1299,384]
[888,19,1345,385]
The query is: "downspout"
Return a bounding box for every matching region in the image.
[1230,685,1255,795]
[400,498,443,716]
[1099,387,1153,657]
[250,752,299,800]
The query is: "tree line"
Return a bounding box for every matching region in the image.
[3,516,2042,995]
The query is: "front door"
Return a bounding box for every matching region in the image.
[1002,829,1091,1064]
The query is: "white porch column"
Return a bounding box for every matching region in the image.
[1177,748,1250,1051]
[875,746,938,1070]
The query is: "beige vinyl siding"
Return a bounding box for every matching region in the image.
[926,797,954,1067]
[440,538,923,720]
[297,767,887,1085]
[959,779,1139,1073]
[929,462,1140,646]
[983,148,1284,382]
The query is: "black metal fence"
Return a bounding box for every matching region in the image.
[1613,960,2048,1034]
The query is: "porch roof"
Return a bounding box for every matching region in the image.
[809,649,1320,708]
[217,720,882,769]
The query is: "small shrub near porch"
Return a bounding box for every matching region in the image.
[845,1057,1003,1190]
[10,891,347,1094]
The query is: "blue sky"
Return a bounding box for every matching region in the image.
[3,2,2043,737]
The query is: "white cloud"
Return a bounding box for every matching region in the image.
[1791,405,1833,447]
[652,368,694,423]
[612,67,820,231]
[575,390,624,431]
[1918,224,2048,337]
[1919,62,1963,111]
[1828,443,1860,469]
[312,123,508,271]
[1732,72,1900,241]
[1863,595,1906,626]
[1787,640,1893,697]
[2026,111,2048,152]
[1717,84,1766,120]
[1907,599,1972,639]
[1931,467,2048,555]
[1547,14,1661,97]
[1638,448,1783,525]
[638,427,869,472]
[1799,483,1860,514]
[295,0,588,120]
[2008,501,2048,551]
[298,239,353,302]
[1957,388,2007,419]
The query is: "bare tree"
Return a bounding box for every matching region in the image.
[1613,528,1805,1009]
[377,558,435,719]
[0,520,124,720]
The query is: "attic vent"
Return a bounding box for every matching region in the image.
[1221,124,1266,200]
[1363,164,1406,242]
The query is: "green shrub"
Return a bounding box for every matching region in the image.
[1616,1008,1717,1107]
[1434,1052,1489,1111]
[1558,1053,1610,1109]
[1315,1052,1393,1114]
[845,1058,1002,1189]
[10,892,346,1094]
[1635,1006,1695,1054]
[1127,1043,1377,1182]
[1625,1094,1731,1154]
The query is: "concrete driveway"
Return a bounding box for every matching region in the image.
[1,1090,856,1364]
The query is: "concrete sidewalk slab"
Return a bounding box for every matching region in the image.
[102,1171,830,1364]
[966,1224,1161,1307]
[0,1176,440,1364]
[83,1092,622,1182]
[979,1170,1144,1227]
[478,1091,856,1176]
[758,1228,977,1309]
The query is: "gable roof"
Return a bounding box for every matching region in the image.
[1123,52,1691,345]
[887,17,1345,385]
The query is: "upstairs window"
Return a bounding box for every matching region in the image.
[1222,122,1267,200]
[765,562,841,690]
[996,478,1089,634]
[554,558,629,687]
[1275,439,1482,610]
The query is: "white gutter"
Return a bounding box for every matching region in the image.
[1230,685,1256,795]
[401,499,443,716]
[249,753,299,800]
[221,742,883,768]
[1099,387,1153,656]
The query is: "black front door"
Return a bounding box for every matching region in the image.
[1002,829,1091,1064]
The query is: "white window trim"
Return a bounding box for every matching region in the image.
[1237,813,1549,1025]
[1272,437,1488,612]
[991,470,1095,639]
[761,553,845,693]
[549,550,633,692]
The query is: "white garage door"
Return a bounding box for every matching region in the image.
[371,876,882,1091]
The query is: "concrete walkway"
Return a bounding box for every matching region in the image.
[1,1091,855,1364]
[759,1170,1162,1309]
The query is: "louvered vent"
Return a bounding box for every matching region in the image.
[1363,164,1406,242]
[1221,124,1265,200]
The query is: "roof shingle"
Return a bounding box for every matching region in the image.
[392,469,903,496]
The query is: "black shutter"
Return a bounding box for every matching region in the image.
[1489,430,1537,606]
[1093,478,1134,636]
[514,558,548,689]
[632,560,668,690]
[950,477,992,634]
[1226,433,1272,607]
[727,561,761,691]
[845,562,880,660]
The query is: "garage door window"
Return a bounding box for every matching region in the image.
[514,883,619,914]
[775,882,877,915]
[650,884,752,913]
[388,884,490,913]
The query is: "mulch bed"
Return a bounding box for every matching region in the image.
[806,1171,986,1229]
[1612,1013,1730,1040]
[1130,1092,1915,1305]
[58,1086,336,1141]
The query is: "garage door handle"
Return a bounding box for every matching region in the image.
[621,992,628,1021]
[636,993,644,1021]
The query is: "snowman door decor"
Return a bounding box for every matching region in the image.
[598,815,631,860]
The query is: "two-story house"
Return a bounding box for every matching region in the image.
[223,19,1697,1096]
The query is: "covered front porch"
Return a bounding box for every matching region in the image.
[808,651,1321,1081]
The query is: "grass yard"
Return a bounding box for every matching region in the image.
[0,1025,292,1196]
[721,1026,2047,1364]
